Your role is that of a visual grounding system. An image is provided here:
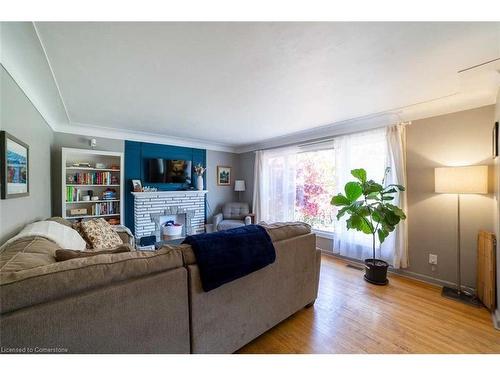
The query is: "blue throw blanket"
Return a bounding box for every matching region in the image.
[182,224,276,292]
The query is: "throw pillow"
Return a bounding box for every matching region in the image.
[80,218,123,249]
[72,221,92,249]
[55,244,132,262]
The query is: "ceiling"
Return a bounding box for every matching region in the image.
[6,22,500,151]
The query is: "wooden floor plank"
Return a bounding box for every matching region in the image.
[237,255,500,354]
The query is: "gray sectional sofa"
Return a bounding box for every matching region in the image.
[0,221,320,354]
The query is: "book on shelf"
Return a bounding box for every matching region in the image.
[66,186,82,202]
[67,171,118,185]
[90,201,119,216]
[66,187,118,202]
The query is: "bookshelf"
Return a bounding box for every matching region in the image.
[62,147,124,224]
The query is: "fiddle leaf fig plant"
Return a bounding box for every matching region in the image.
[330,167,406,264]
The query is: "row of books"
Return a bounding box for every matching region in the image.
[66,187,118,202]
[90,202,119,216]
[66,187,83,202]
[67,172,116,185]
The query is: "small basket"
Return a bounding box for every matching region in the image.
[162,223,183,237]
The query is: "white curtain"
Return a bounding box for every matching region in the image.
[333,127,391,261]
[386,124,409,268]
[253,146,299,223]
[253,125,408,268]
[332,125,408,268]
[252,150,264,222]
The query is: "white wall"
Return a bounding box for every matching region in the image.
[0,66,54,244]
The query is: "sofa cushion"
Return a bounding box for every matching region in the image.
[0,246,184,314]
[80,218,122,249]
[0,236,59,272]
[55,244,132,262]
[217,220,245,231]
[222,202,250,220]
[259,222,311,242]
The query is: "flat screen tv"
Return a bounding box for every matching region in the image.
[147,159,192,184]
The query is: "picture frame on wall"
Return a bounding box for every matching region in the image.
[0,131,30,199]
[493,121,499,158]
[132,179,143,192]
[217,166,231,186]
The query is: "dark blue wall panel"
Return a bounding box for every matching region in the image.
[124,140,206,234]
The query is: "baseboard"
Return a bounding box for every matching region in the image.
[493,309,500,330]
[320,250,475,295]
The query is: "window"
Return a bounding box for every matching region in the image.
[258,142,337,233]
[295,148,336,232]
[255,126,406,266]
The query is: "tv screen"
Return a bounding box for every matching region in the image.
[148,159,192,184]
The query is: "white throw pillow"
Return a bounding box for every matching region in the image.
[1,221,87,252]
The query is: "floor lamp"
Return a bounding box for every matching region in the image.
[234,180,246,201]
[434,165,488,306]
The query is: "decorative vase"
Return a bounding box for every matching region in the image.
[197,175,204,190]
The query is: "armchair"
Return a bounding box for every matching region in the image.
[213,202,253,231]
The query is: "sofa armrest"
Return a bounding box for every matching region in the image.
[213,213,223,230]
[112,225,134,246]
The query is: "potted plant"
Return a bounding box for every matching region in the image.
[330,167,406,285]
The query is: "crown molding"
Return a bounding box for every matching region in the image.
[235,86,500,154]
[32,22,71,124]
[235,112,401,153]
[55,122,238,153]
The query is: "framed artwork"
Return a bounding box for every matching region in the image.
[493,121,499,158]
[132,179,143,192]
[1,131,29,199]
[217,166,231,186]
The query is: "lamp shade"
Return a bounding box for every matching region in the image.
[434,166,488,194]
[234,180,246,192]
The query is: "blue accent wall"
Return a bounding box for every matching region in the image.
[124,140,207,234]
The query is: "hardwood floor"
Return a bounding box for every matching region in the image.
[237,255,500,354]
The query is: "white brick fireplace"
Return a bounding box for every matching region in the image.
[131,190,208,239]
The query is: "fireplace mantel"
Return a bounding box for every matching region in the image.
[131,190,208,196]
[132,190,207,238]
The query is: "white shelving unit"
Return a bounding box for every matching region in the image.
[62,147,124,224]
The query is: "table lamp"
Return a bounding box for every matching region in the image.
[234,180,246,201]
[434,165,488,305]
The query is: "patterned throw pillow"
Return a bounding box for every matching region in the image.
[80,218,123,249]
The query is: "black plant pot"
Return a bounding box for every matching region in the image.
[364,258,389,285]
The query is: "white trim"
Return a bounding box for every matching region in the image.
[493,309,500,330]
[32,22,71,124]
[235,111,400,153]
[57,122,238,153]
[0,62,56,132]
[322,251,478,294]
[61,147,123,157]
[131,190,208,196]
[313,229,335,240]
[234,90,499,153]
